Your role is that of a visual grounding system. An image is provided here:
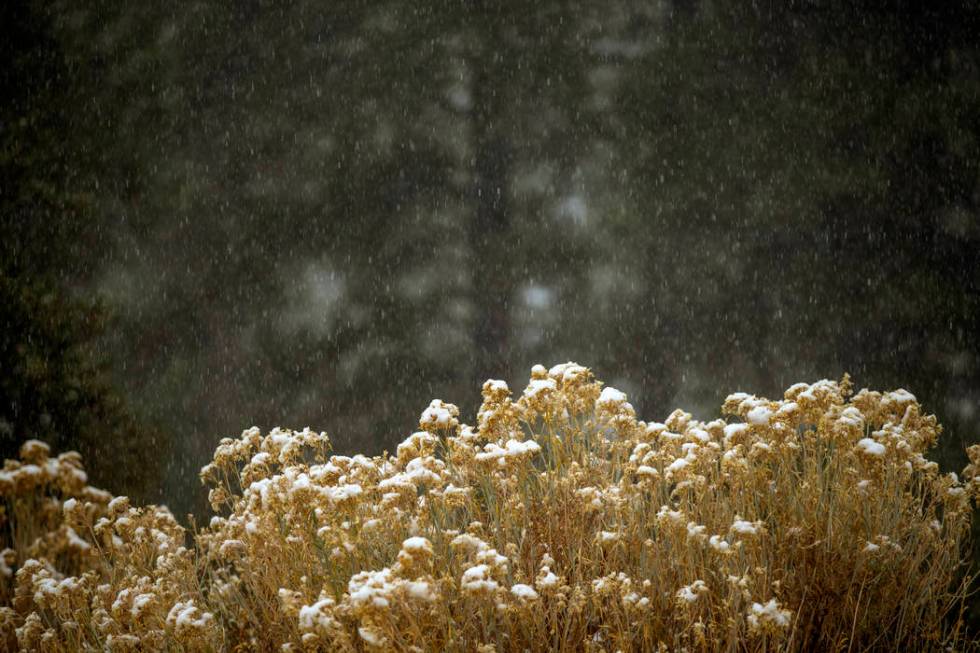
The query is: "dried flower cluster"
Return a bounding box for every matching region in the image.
[2,363,978,651]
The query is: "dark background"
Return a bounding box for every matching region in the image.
[2,0,978,549]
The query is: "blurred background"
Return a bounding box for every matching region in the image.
[2,0,978,529]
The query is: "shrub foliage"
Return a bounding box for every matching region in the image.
[2,363,978,651]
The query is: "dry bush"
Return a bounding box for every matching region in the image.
[2,363,979,651]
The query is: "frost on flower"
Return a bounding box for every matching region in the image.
[474,438,541,467]
[298,597,336,634]
[676,580,708,604]
[461,564,499,594]
[535,566,560,591]
[709,535,731,554]
[451,533,489,554]
[597,386,627,407]
[882,389,916,411]
[510,583,539,601]
[746,406,772,426]
[396,431,439,461]
[397,536,434,571]
[636,465,659,479]
[401,536,433,555]
[730,517,762,537]
[686,522,707,542]
[656,505,685,526]
[838,406,864,429]
[405,580,437,601]
[747,598,792,633]
[597,530,620,545]
[723,422,749,447]
[419,399,458,431]
[484,379,509,394]
[856,437,886,457]
[166,600,215,639]
[666,457,690,474]
[525,378,557,398]
[358,625,386,647]
[348,568,396,609]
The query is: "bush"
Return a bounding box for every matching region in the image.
[2,363,978,651]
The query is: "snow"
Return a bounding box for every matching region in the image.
[536,568,559,589]
[485,379,509,393]
[748,598,791,629]
[548,362,589,383]
[401,537,432,554]
[597,386,627,405]
[66,526,91,551]
[420,401,453,427]
[777,401,798,415]
[646,421,667,435]
[622,591,642,605]
[723,423,748,445]
[108,496,129,513]
[348,568,395,609]
[451,533,488,553]
[785,382,809,396]
[461,564,499,593]
[636,465,658,479]
[731,519,759,536]
[598,530,619,543]
[20,439,50,458]
[883,389,916,405]
[506,439,541,455]
[856,438,886,457]
[166,600,214,631]
[380,467,439,492]
[325,484,363,503]
[948,486,966,499]
[219,539,245,556]
[526,378,557,397]
[405,580,436,601]
[686,522,706,540]
[396,431,438,459]
[131,593,155,618]
[746,406,772,425]
[510,583,539,600]
[838,406,864,427]
[358,626,384,646]
[298,598,335,631]
[474,439,541,465]
[657,505,684,524]
[709,535,731,553]
[250,451,271,466]
[798,380,836,401]
[676,580,707,603]
[688,428,710,443]
[666,457,690,474]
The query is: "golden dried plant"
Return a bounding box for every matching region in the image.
[2,364,978,651]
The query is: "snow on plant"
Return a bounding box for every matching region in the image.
[1,364,979,651]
